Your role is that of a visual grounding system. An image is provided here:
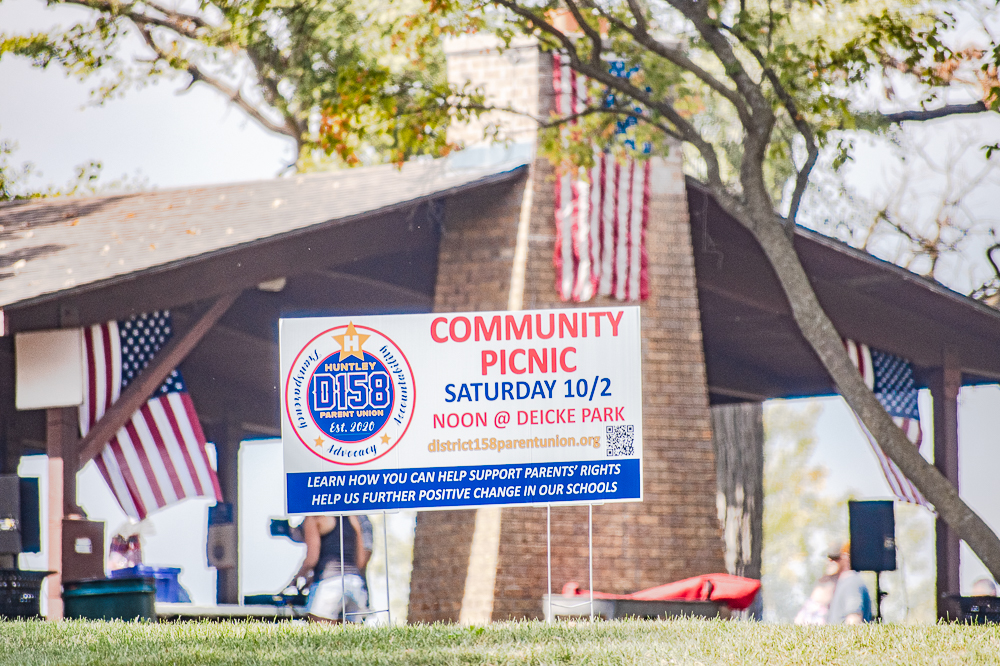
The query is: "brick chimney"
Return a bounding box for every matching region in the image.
[444,35,552,150]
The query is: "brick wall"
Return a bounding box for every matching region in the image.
[408,39,724,623]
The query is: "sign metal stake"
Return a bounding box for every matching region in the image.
[589,503,594,621]
[545,504,596,622]
[340,514,346,624]
[546,505,552,623]
[383,511,392,626]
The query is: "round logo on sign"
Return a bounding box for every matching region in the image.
[284,322,415,465]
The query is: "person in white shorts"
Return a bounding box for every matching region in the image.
[293,514,372,623]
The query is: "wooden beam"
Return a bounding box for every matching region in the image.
[77,292,240,468]
[931,349,962,621]
[696,280,789,318]
[45,407,76,620]
[310,270,434,305]
[707,385,771,403]
[182,373,278,435]
[703,347,824,403]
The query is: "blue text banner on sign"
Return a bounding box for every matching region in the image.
[280,307,643,513]
[287,459,640,513]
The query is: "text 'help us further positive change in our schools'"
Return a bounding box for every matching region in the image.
[279,307,643,514]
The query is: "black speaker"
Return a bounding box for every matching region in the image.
[19,478,40,553]
[849,500,896,572]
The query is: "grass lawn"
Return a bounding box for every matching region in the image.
[0,618,998,665]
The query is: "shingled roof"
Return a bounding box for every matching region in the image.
[0,155,528,309]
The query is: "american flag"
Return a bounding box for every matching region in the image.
[79,311,222,519]
[552,53,651,302]
[844,339,930,508]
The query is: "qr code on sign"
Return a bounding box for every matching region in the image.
[605,425,635,457]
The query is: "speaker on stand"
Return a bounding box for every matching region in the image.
[849,500,896,622]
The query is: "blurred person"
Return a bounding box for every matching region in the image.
[293,515,373,623]
[107,519,148,571]
[826,542,873,624]
[794,574,838,625]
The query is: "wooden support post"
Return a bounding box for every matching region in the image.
[0,350,19,475]
[45,407,77,620]
[711,402,764,619]
[930,350,961,621]
[63,417,83,518]
[208,420,241,605]
[0,418,16,475]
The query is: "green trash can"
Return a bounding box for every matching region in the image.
[62,577,157,621]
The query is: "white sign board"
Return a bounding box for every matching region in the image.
[280,307,642,514]
[15,328,85,410]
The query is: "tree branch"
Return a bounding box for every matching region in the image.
[133,24,296,142]
[668,1,775,212]
[988,243,1000,277]
[625,0,648,34]
[575,55,724,186]
[452,98,688,143]
[884,102,988,123]
[140,0,212,32]
[541,105,685,142]
[491,0,726,186]
[669,1,770,121]
[62,0,303,149]
[562,0,602,67]
[725,23,817,230]
[489,0,580,59]
[581,0,753,126]
[63,0,204,39]
[243,48,305,145]
[707,182,1000,583]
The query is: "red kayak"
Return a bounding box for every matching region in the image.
[561,573,760,611]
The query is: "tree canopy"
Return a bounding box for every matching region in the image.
[1,0,484,168]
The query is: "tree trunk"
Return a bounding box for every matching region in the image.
[711,402,764,619]
[715,192,1000,582]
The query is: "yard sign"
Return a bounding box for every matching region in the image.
[280,307,643,514]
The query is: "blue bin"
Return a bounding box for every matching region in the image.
[109,566,191,603]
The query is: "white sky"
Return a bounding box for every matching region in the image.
[3,0,1000,615]
[0,0,294,189]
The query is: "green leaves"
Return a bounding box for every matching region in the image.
[2,0,479,169]
[316,64,474,166]
[0,135,31,202]
[0,16,125,79]
[831,138,854,171]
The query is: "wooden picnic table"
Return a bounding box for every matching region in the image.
[155,602,307,621]
[542,594,728,621]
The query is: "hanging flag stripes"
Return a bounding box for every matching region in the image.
[552,53,651,303]
[80,311,222,519]
[844,339,931,509]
